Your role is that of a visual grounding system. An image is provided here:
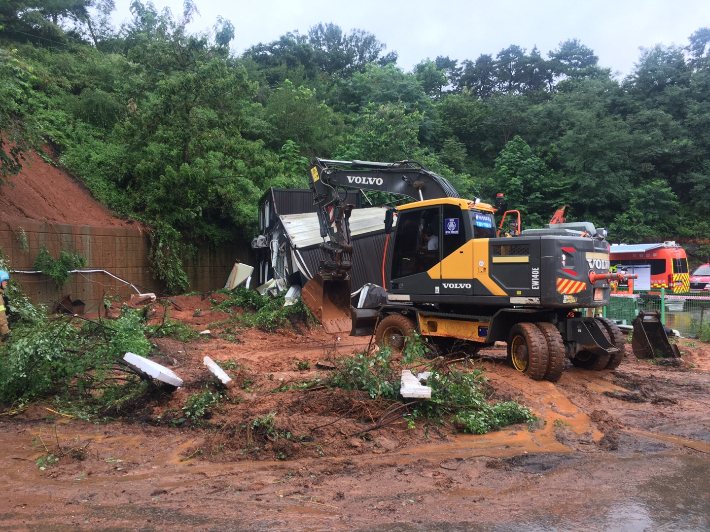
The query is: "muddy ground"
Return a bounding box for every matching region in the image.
[1,294,709,531]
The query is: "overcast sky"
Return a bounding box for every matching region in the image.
[111,0,710,78]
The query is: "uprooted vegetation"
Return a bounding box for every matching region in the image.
[1,280,535,464]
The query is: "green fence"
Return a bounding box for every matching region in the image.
[605,290,710,337]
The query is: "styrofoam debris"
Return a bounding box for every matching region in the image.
[123,352,183,388]
[203,356,233,387]
[225,262,254,290]
[130,293,156,303]
[400,370,431,399]
[199,330,211,335]
[284,285,302,306]
[256,279,276,296]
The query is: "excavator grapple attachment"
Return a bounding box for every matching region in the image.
[631,310,681,359]
[301,274,353,335]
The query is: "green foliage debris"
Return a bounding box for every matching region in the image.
[329,335,535,435]
[32,247,86,290]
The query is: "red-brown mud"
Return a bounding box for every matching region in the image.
[0,149,130,227]
[1,294,710,530]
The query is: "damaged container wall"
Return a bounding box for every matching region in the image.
[296,231,394,293]
[259,188,362,233]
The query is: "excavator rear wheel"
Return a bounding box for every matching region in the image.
[535,322,566,383]
[507,323,549,381]
[571,350,610,370]
[597,318,627,370]
[375,314,416,353]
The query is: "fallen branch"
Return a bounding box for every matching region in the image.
[354,400,421,437]
[310,404,358,433]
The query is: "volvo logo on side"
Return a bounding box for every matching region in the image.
[442,283,471,289]
[587,258,610,270]
[346,176,384,186]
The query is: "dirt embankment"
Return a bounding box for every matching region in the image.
[0,294,709,531]
[0,149,130,227]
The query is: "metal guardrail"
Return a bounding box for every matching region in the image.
[605,289,710,337]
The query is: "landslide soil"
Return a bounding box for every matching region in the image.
[1,294,710,531]
[0,149,131,227]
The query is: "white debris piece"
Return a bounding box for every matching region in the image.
[199,329,211,335]
[225,262,254,290]
[123,352,183,388]
[400,370,431,399]
[203,356,233,387]
[256,279,276,296]
[284,285,302,306]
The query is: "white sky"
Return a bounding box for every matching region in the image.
[111,0,710,77]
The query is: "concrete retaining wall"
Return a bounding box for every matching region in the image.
[0,219,252,313]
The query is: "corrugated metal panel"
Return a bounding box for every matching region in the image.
[294,230,394,291]
[258,188,362,233]
[281,207,395,249]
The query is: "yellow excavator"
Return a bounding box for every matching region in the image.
[302,158,655,382]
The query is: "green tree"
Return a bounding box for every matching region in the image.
[335,102,421,162]
[494,136,562,227]
[264,80,342,154]
[413,58,448,98]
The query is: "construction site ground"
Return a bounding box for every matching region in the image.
[0,294,709,531]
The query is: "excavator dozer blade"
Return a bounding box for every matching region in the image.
[301,274,353,335]
[631,310,681,359]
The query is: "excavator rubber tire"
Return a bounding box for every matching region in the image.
[597,317,627,370]
[507,323,549,381]
[375,314,416,354]
[571,350,611,370]
[535,322,566,383]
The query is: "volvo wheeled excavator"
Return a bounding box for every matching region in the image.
[302,158,640,382]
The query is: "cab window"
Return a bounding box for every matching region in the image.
[470,210,496,238]
[392,208,440,278]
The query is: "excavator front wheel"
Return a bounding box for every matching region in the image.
[375,314,416,353]
[507,323,549,381]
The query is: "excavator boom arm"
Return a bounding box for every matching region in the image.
[303,158,459,333]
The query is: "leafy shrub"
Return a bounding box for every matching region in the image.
[32,247,86,290]
[330,346,398,399]
[698,324,710,343]
[329,335,535,435]
[214,288,314,332]
[419,364,535,434]
[180,390,221,425]
[0,307,151,404]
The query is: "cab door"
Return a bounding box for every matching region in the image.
[440,205,472,296]
[390,207,441,295]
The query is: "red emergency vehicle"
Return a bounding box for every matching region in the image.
[609,242,689,293]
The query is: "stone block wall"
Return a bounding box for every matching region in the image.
[0,219,252,313]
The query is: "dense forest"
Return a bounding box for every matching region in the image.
[2,0,710,291]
